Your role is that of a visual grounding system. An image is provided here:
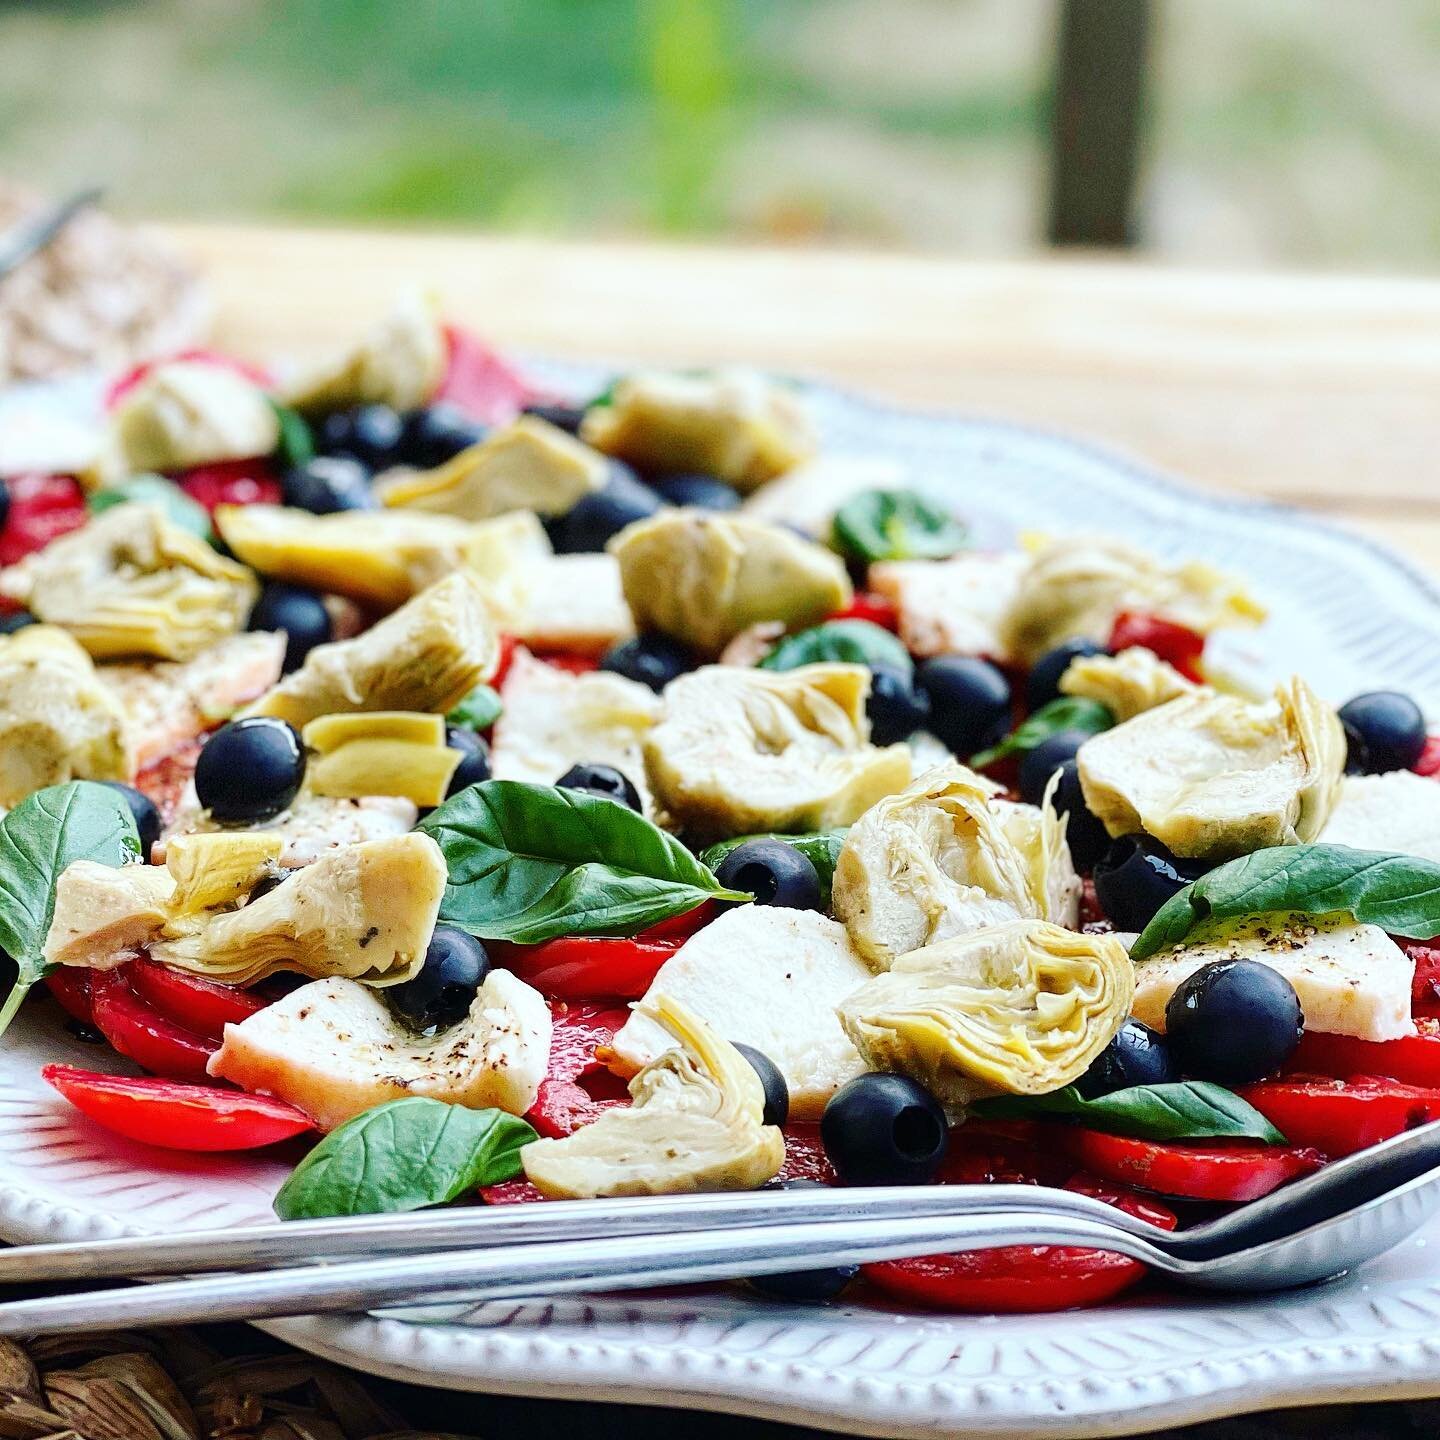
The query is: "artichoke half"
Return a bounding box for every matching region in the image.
[642,663,911,840]
[45,831,447,988]
[0,503,258,662]
[0,626,133,807]
[302,711,462,807]
[581,368,816,493]
[1076,675,1346,860]
[247,571,499,728]
[1059,646,1198,723]
[832,763,1080,971]
[282,292,448,416]
[836,918,1135,1107]
[609,509,850,659]
[378,416,609,520]
[998,536,1264,668]
[521,996,785,1199]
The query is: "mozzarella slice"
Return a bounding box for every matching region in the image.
[868,551,1027,660]
[1322,771,1440,866]
[490,647,660,810]
[209,970,551,1130]
[610,907,873,1118]
[1133,914,1413,1042]
[505,553,635,658]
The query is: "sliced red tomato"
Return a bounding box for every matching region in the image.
[1107,611,1206,683]
[491,635,520,687]
[44,968,94,1025]
[776,1123,837,1185]
[133,736,205,828]
[176,459,283,512]
[534,651,600,676]
[525,1001,632,1139]
[89,972,217,1082]
[1290,1019,1440,1087]
[1241,1075,1440,1157]
[1403,941,1440,1019]
[435,325,537,425]
[638,902,718,944]
[43,1065,313,1151]
[480,1176,546,1205]
[0,474,88,565]
[126,959,267,1041]
[104,350,273,408]
[1413,735,1440,778]
[831,592,900,632]
[1064,1128,1324,1200]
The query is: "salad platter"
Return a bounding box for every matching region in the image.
[1,302,1440,1437]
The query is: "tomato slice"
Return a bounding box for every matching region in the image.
[126,959,267,1041]
[44,969,94,1025]
[0,474,88,565]
[1064,1128,1324,1200]
[1107,611,1206,682]
[533,651,600,676]
[1412,735,1440,777]
[525,1001,632,1139]
[89,972,218,1082]
[435,325,537,425]
[1241,1075,1440,1157]
[1403,941,1440,1019]
[1290,1019,1440,1087]
[831,592,900,632]
[43,1064,313,1151]
[105,350,273,408]
[176,459,283,512]
[134,736,205,829]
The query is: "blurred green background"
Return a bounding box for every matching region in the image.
[4,0,1440,267]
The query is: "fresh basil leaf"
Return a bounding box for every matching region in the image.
[274,1098,535,1219]
[417,780,749,944]
[0,782,141,1039]
[270,400,315,469]
[701,829,848,908]
[447,683,503,732]
[831,489,967,565]
[88,475,213,541]
[973,1082,1284,1143]
[758,619,912,677]
[1131,844,1440,960]
[971,696,1114,769]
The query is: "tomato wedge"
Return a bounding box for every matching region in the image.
[1107,611,1206,682]
[126,959,267,1041]
[177,459,283,512]
[43,1065,313,1151]
[89,972,217,1082]
[1064,1128,1324,1200]
[435,325,536,425]
[0,474,88,565]
[1290,1020,1440,1088]
[831,592,900,632]
[1241,1075,1440,1157]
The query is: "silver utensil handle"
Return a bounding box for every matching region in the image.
[0,1182,1165,1285]
[0,1210,1165,1336]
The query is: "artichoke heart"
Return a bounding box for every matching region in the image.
[521,997,785,1199]
[609,510,851,658]
[283,292,448,416]
[581,367,816,492]
[999,536,1263,668]
[302,712,461,806]
[107,360,280,476]
[837,919,1134,1107]
[1076,675,1346,860]
[216,503,550,612]
[378,416,609,520]
[46,832,446,987]
[832,762,1080,970]
[643,663,911,839]
[0,504,258,662]
[0,626,132,807]
[1059,645,1197,722]
[247,572,498,728]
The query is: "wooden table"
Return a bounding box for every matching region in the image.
[168,222,1440,569]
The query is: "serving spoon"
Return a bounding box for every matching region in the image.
[0,1120,1437,1333]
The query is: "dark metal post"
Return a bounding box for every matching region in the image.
[1046,0,1153,248]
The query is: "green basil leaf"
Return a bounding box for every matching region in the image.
[758,619,912,677]
[973,1082,1284,1143]
[88,475,213,541]
[0,782,141,1039]
[831,489,967,565]
[970,696,1114,769]
[700,829,848,908]
[446,683,503,732]
[417,780,750,944]
[269,400,315,469]
[1131,844,1440,960]
[274,1098,535,1219]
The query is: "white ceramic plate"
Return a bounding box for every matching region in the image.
[5,370,1440,1439]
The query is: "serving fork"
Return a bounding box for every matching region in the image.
[1,1118,1439,1334]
